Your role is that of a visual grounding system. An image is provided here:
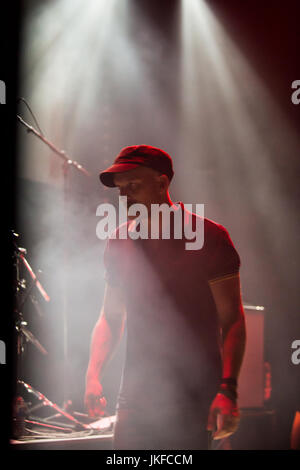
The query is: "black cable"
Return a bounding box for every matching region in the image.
[17,97,44,136]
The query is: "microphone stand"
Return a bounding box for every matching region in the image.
[13,236,50,357]
[12,233,88,435]
[17,114,90,177]
[17,114,91,410]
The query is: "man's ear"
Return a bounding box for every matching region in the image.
[157,174,169,192]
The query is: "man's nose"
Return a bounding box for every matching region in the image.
[119,187,129,197]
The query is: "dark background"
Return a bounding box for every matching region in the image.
[2,0,300,450]
[1,1,22,449]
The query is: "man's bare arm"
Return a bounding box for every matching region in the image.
[207,273,246,439]
[209,273,246,380]
[85,282,126,416]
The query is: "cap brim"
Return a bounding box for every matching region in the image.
[99,163,142,187]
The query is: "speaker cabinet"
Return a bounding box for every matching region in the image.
[228,409,277,450]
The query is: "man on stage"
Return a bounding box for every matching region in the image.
[85,145,246,449]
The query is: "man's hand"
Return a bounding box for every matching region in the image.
[84,379,107,418]
[207,393,240,440]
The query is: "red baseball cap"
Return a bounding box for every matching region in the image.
[99,145,174,187]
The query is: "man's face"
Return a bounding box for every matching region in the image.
[113,166,164,218]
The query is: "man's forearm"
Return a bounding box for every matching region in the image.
[221,314,246,381]
[86,310,124,382]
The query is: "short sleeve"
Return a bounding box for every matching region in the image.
[103,237,122,288]
[207,224,241,283]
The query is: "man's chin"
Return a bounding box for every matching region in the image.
[127,213,137,220]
